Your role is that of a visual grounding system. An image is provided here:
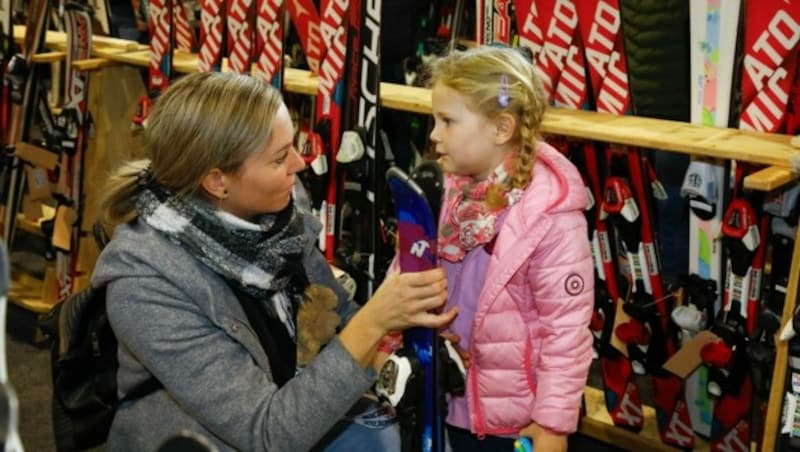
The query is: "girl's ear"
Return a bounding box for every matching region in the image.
[493,113,517,146]
[200,168,228,200]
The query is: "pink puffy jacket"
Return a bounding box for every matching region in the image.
[457,142,594,436]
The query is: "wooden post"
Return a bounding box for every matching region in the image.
[761,226,800,450]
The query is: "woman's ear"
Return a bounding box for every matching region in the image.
[200,168,228,200]
[494,113,517,146]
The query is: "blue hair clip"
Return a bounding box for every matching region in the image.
[498,74,510,108]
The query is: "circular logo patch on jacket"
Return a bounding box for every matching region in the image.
[565,273,584,295]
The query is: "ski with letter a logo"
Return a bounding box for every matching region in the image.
[386,161,445,452]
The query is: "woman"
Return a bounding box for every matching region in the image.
[92,71,455,451]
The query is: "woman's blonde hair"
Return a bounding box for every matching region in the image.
[428,46,546,206]
[99,71,283,224]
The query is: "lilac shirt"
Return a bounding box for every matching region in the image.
[441,211,509,431]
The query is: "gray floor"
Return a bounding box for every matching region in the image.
[8,332,56,452]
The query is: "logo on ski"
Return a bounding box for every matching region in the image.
[227,0,255,74]
[665,400,694,447]
[317,0,349,114]
[255,0,284,85]
[616,383,644,425]
[716,419,750,452]
[410,240,432,258]
[198,0,224,71]
[740,8,800,132]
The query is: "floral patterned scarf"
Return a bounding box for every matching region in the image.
[438,152,524,262]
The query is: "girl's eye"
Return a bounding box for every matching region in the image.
[275,154,288,164]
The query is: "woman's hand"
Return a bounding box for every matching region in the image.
[364,268,455,333]
[519,422,567,452]
[339,268,456,368]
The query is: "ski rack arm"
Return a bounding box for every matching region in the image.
[743,166,798,192]
[12,26,140,69]
[30,50,66,63]
[13,25,147,51]
[72,57,119,71]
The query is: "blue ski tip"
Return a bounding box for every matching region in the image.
[513,437,533,452]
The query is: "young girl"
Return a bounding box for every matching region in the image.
[429,46,594,451]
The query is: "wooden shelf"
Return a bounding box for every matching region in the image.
[581,386,709,451]
[9,273,52,314]
[16,204,55,237]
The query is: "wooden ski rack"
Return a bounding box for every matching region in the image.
[8,28,147,313]
[10,26,800,450]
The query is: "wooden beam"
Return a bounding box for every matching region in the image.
[762,226,800,450]
[284,68,317,96]
[743,166,799,191]
[15,142,59,170]
[381,82,431,114]
[91,35,148,51]
[81,58,800,168]
[542,108,799,168]
[13,25,146,52]
[97,49,149,68]
[30,51,66,63]
[72,57,117,71]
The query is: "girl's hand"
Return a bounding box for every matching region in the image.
[440,332,471,368]
[519,422,567,452]
[364,268,456,333]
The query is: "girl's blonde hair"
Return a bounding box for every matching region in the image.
[99,71,283,224]
[428,46,546,206]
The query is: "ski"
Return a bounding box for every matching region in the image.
[133,0,174,127]
[0,0,12,139]
[286,0,322,74]
[334,0,385,303]
[385,160,445,452]
[198,0,226,72]
[578,0,694,447]
[253,0,284,89]
[706,2,800,449]
[1,0,51,246]
[53,1,93,304]
[675,0,740,438]
[174,0,196,53]
[311,0,349,260]
[226,0,255,74]
[474,0,511,45]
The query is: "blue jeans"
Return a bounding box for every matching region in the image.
[315,399,400,452]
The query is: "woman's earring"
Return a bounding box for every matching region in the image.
[222,189,229,200]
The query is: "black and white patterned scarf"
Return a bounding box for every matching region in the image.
[134,183,309,338]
